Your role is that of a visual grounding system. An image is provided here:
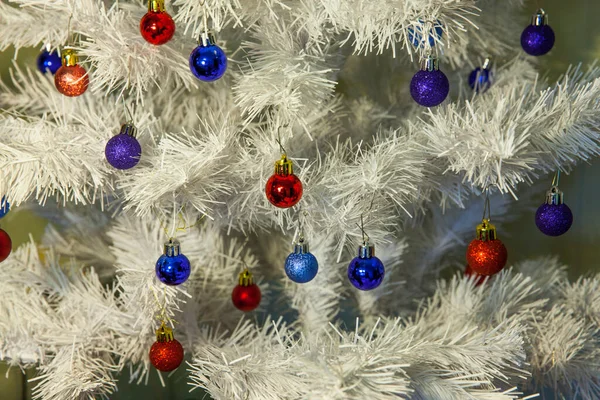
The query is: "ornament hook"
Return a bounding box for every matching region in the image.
[481,182,496,222]
[356,214,369,244]
[551,169,561,187]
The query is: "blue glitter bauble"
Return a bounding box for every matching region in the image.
[408,20,443,48]
[105,134,142,170]
[285,252,319,283]
[535,203,573,236]
[347,256,385,291]
[410,69,449,107]
[37,50,62,74]
[521,25,555,56]
[468,67,492,92]
[0,197,9,219]
[189,44,227,82]
[156,253,191,285]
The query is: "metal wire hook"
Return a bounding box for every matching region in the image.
[356,214,369,243]
[551,169,561,187]
[481,182,496,221]
[122,97,133,123]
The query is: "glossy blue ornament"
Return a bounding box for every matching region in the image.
[521,9,555,56]
[37,50,62,74]
[0,197,9,219]
[410,56,449,107]
[284,239,318,283]
[469,58,493,93]
[156,239,191,285]
[189,32,227,82]
[347,242,385,291]
[408,19,443,48]
[535,186,573,236]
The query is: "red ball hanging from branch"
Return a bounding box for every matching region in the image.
[54,49,89,97]
[149,323,184,372]
[265,154,303,208]
[465,219,508,276]
[140,0,176,46]
[0,228,12,263]
[232,269,261,312]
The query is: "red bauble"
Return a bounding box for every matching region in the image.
[140,11,175,45]
[265,174,303,208]
[232,283,261,312]
[149,338,184,371]
[466,238,507,276]
[464,264,487,286]
[54,65,89,97]
[0,228,11,262]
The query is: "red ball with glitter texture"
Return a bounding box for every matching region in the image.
[55,65,89,97]
[464,264,487,286]
[0,228,12,262]
[466,238,507,276]
[149,338,184,371]
[232,283,261,312]
[140,10,175,45]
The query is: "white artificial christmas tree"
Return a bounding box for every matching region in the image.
[0,0,599,399]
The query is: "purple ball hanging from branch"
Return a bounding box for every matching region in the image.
[410,55,449,107]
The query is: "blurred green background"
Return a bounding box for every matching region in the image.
[2,0,600,398]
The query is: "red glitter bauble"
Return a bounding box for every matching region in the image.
[140,11,175,45]
[232,283,261,312]
[149,339,184,371]
[265,173,303,208]
[466,238,507,276]
[464,264,487,286]
[54,65,89,97]
[0,229,12,263]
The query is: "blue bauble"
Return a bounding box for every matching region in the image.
[37,50,62,74]
[410,69,449,107]
[535,203,573,236]
[156,239,191,285]
[189,44,227,82]
[0,196,9,219]
[521,24,555,56]
[285,251,319,283]
[408,19,443,48]
[348,255,385,291]
[468,67,492,92]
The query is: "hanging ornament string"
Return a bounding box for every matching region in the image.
[149,285,177,327]
[481,183,492,222]
[347,212,385,291]
[148,287,184,372]
[285,210,318,284]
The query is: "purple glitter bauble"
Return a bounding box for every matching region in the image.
[535,203,573,236]
[521,25,555,56]
[105,134,142,170]
[410,69,449,107]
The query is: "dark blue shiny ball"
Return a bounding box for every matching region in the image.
[0,196,9,219]
[410,69,449,107]
[285,252,319,283]
[37,50,62,74]
[347,256,385,291]
[105,134,142,170]
[535,203,573,236]
[189,44,227,82]
[156,253,191,285]
[408,20,443,48]
[521,24,555,56]
[469,67,492,92]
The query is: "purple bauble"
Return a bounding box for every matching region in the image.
[105,134,141,170]
[521,24,555,56]
[535,203,573,236]
[410,69,449,107]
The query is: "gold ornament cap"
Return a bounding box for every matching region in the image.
[476,219,497,241]
[532,9,549,26]
[62,49,79,67]
[238,269,254,286]
[155,322,175,343]
[274,154,293,176]
[148,0,166,12]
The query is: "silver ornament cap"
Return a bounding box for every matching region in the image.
[545,186,564,205]
[358,241,374,259]
[163,238,181,257]
[293,238,309,254]
[200,30,217,47]
[119,122,137,138]
[420,55,439,72]
[532,9,549,26]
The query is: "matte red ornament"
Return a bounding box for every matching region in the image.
[0,228,12,263]
[265,154,303,208]
[465,219,507,276]
[54,49,89,97]
[464,264,487,286]
[140,0,175,46]
[149,323,184,372]
[232,269,261,312]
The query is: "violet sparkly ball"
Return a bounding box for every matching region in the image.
[521,24,555,56]
[535,203,573,236]
[410,70,449,107]
[105,134,142,170]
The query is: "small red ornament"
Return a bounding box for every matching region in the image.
[140,0,176,46]
[464,264,487,286]
[265,154,303,208]
[466,219,508,276]
[54,49,89,97]
[0,228,12,263]
[149,323,184,372]
[232,269,261,312]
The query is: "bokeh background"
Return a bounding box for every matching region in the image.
[1,0,600,398]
